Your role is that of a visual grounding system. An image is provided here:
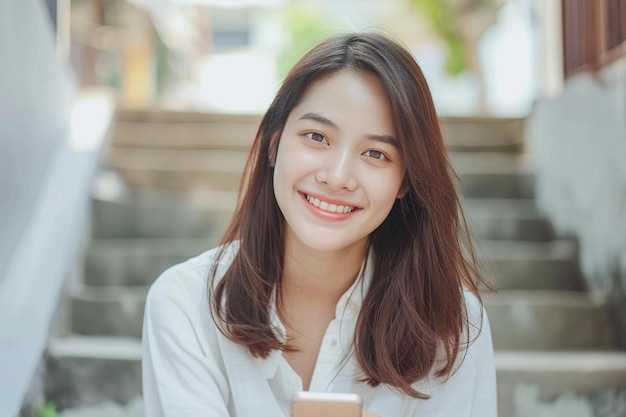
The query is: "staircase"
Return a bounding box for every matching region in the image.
[45,111,626,416]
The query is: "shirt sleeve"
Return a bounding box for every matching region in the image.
[142,265,232,417]
[466,306,497,416]
[412,300,497,417]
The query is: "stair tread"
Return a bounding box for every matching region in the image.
[49,335,626,370]
[451,152,533,174]
[72,284,149,299]
[485,289,605,305]
[495,350,626,371]
[92,190,239,212]
[72,286,600,304]
[86,237,572,252]
[477,239,576,259]
[89,237,212,249]
[94,194,546,219]
[106,149,531,175]
[462,198,541,218]
[107,147,249,173]
[48,336,141,359]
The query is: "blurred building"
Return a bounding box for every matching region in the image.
[68,0,540,115]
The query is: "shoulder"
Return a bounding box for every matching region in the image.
[460,289,493,361]
[462,289,487,329]
[146,242,239,310]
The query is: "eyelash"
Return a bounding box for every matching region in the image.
[305,131,328,144]
[363,149,387,161]
[303,131,390,161]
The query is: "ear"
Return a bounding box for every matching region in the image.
[397,179,409,199]
[268,132,280,167]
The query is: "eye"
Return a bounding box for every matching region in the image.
[363,149,387,160]
[305,131,328,144]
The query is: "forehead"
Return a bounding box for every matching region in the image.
[288,70,396,136]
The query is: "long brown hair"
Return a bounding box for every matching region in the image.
[210,32,493,399]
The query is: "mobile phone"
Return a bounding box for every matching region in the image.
[291,391,362,417]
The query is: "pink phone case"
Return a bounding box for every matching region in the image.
[291,392,362,417]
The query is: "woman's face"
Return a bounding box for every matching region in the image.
[273,69,405,255]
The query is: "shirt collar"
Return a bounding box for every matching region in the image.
[255,250,374,380]
[334,249,374,319]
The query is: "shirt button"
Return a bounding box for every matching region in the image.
[330,338,338,348]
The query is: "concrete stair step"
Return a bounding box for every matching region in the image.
[442,116,523,153]
[91,191,236,239]
[91,191,549,243]
[45,336,142,411]
[105,148,532,196]
[452,152,534,198]
[463,198,555,241]
[81,238,581,291]
[69,284,610,352]
[113,110,260,150]
[46,341,626,416]
[485,290,613,351]
[84,238,214,286]
[478,240,584,291]
[451,152,531,173]
[495,351,626,417]
[459,172,534,199]
[82,237,581,290]
[70,286,147,338]
[113,110,523,153]
[453,155,533,200]
[45,340,626,415]
[106,147,248,192]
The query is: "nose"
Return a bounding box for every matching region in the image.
[315,148,358,191]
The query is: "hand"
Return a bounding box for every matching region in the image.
[362,413,380,417]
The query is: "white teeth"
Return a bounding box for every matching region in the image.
[306,194,356,214]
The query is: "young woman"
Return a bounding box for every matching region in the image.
[142,32,496,417]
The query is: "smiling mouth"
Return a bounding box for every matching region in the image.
[304,193,359,214]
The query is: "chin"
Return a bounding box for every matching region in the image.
[292,228,368,255]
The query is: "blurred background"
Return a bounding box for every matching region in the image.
[65,0,539,115]
[1,0,625,416]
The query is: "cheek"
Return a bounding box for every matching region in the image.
[272,148,291,187]
[374,171,404,202]
[378,190,400,215]
[272,161,288,218]
[272,145,301,199]
[273,142,314,182]
[272,141,289,179]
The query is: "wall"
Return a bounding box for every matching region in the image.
[0,0,74,281]
[0,1,114,415]
[528,57,626,346]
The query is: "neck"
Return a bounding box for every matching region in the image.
[281,234,368,305]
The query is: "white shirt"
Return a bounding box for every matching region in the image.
[142,244,497,417]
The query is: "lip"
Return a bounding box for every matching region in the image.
[298,191,361,221]
[299,191,361,209]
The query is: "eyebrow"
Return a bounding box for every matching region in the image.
[299,112,338,129]
[365,133,399,148]
[298,112,399,147]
